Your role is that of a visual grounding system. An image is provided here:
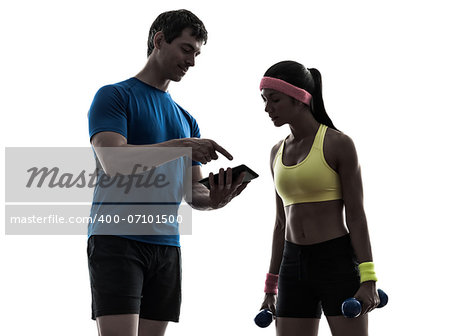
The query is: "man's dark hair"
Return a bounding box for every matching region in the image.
[147,9,208,57]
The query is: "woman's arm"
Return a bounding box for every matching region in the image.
[268,141,286,274]
[261,142,286,313]
[267,192,286,274]
[336,133,380,314]
[337,134,372,263]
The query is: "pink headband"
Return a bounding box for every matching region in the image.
[260,76,312,106]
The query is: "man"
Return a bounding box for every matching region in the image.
[87,9,248,336]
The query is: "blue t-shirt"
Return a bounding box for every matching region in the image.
[88,77,201,246]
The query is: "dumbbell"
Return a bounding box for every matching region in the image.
[341,289,388,318]
[254,309,274,328]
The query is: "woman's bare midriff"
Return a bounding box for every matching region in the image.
[285,199,348,245]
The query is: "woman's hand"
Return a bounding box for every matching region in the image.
[260,293,277,315]
[353,281,380,315]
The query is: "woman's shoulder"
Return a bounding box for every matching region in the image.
[325,127,355,148]
[272,139,284,153]
[270,139,285,158]
[325,127,358,164]
[269,139,285,171]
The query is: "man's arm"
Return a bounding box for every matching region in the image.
[91,131,233,176]
[188,165,248,210]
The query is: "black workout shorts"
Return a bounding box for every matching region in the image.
[276,234,360,318]
[87,235,182,322]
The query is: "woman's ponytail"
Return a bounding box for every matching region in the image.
[308,68,338,131]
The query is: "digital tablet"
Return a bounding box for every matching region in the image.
[198,164,259,189]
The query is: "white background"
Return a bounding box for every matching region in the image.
[1,0,449,335]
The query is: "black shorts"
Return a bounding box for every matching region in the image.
[276,234,360,318]
[87,235,182,322]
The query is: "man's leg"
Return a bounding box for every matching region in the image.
[139,245,182,332]
[138,318,168,336]
[96,314,139,336]
[88,236,145,335]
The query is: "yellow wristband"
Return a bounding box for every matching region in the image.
[358,262,378,283]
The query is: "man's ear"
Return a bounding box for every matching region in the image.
[153,31,165,50]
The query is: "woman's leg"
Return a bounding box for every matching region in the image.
[276,241,322,336]
[138,318,169,336]
[315,235,366,335]
[96,314,139,336]
[326,314,368,336]
[276,317,320,336]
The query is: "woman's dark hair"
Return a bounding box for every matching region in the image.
[264,61,338,130]
[147,9,208,57]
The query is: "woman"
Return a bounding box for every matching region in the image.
[259,61,380,336]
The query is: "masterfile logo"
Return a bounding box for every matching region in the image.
[4,147,193,235]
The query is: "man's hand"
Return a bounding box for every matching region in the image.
[208,168,248,209]
[181,138,233,164]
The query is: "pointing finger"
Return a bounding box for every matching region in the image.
[211,140,233,160]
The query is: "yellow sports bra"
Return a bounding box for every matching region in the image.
[273,124,342,206]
